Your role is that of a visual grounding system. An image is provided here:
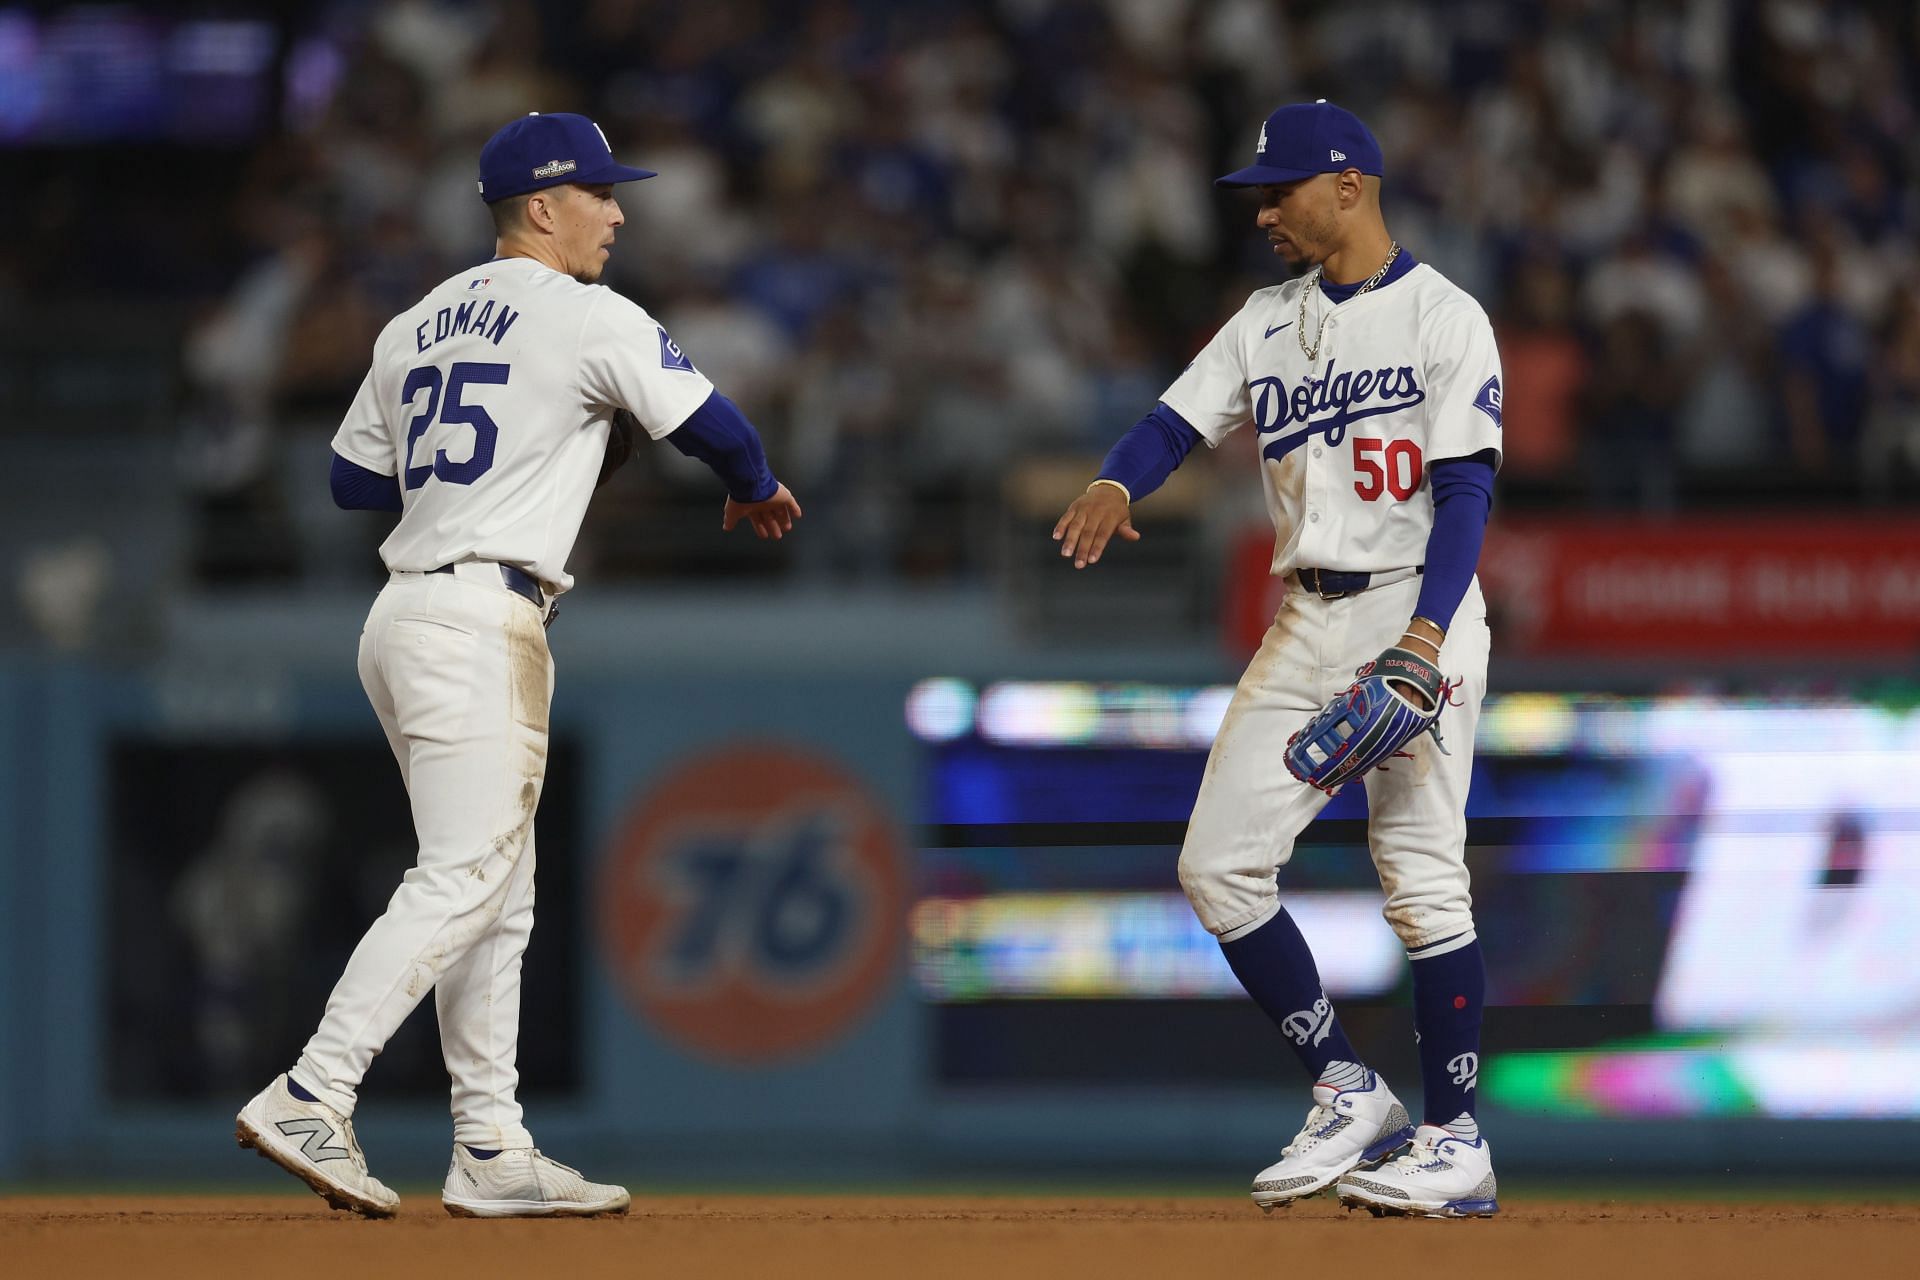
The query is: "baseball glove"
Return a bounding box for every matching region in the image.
[597,408,636,487]
[1284,646,1452,793]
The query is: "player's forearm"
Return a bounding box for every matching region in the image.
[1095,402,1204,503]
[329,451,403,511]
[1409,452,1496,632]
[666,390,779,503]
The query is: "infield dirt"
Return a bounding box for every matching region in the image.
[6,1193,1914,1278]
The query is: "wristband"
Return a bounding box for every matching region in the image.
[1088,478,1131,503]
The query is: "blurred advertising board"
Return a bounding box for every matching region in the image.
[907,681,1920,1116]
[1223,516,1920,658]
[0,10,279,143]
[105,737,582,1101]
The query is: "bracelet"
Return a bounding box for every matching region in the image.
[1408,615,1447,639]
[1399,632,1442,654]
[1088,478,1131,503]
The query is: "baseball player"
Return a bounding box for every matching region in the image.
[236,112,801,1218]
[1054,101,1502,1218]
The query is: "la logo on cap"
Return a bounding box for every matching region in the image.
[1256,122,1268,155]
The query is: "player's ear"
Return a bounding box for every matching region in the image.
[525,191,555,232]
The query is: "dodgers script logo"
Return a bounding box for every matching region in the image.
[1250,359,1425,464]
[1282,996,1335,1047]
[1447,1051,1479,1090]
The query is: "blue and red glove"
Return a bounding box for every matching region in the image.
[1284,646,1451,793]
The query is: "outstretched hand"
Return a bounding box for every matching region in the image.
[1052,483,1140,569]
[723,483,802,539]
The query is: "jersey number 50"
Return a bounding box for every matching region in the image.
[401,361,509,490]
[1352,436,1421,502]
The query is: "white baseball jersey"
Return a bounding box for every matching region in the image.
[1161,262,1503,576]
[331,255,714,592]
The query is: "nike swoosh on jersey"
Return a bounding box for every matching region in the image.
[1264,322,1294,339]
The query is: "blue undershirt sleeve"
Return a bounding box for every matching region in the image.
[665,390,779,504]
[1412,451,1497,629]
[329,451,402,512]
[1096,402,1205,501]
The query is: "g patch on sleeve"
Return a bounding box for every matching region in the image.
[659,329,696,372]
[1472,375,1502,427]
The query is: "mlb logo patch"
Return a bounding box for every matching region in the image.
[659,329,696,372]
[1473,375,1502,427]
[468,277,491,290]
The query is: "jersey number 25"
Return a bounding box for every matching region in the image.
[402,361,509,490]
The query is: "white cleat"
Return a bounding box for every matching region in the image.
[236,1074,399,1218]
[442,1144,631,1218]
[1251,1073,1414,1210]
[1336,1123,1500,1218]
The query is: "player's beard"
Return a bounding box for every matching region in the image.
[571,239,611,285]
[1279,209,1340,276]
[1273,240,1313,275]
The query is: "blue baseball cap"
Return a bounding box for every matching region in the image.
[477,112,656,203]
[1216,100,1383,188]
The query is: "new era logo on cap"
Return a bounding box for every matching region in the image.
[1217,100,1383,188]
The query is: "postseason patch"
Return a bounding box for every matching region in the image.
[658,329,696,372]
[1473,375,1502,427]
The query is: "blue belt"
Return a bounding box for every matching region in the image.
[430,562,552,621]
[1296,566,1423,599]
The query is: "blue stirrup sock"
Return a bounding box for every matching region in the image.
[1410,937,1486,1130]
[1220,907,1366,1081]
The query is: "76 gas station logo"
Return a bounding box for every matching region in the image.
[649,809,866,992]
[599,746,905,1063]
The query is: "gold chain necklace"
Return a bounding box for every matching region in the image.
[1297,241,1400,362]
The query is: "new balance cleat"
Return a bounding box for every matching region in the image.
[236,1074,399,1218]
[442,1145,631,1218]
[1336,1123,1499,1218]
[1251,1072,1414,1210]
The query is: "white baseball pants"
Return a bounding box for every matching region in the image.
[291,565,552,1149]
[1179,572,1489,956]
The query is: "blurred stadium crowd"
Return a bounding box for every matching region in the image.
[7,0,1920,590]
